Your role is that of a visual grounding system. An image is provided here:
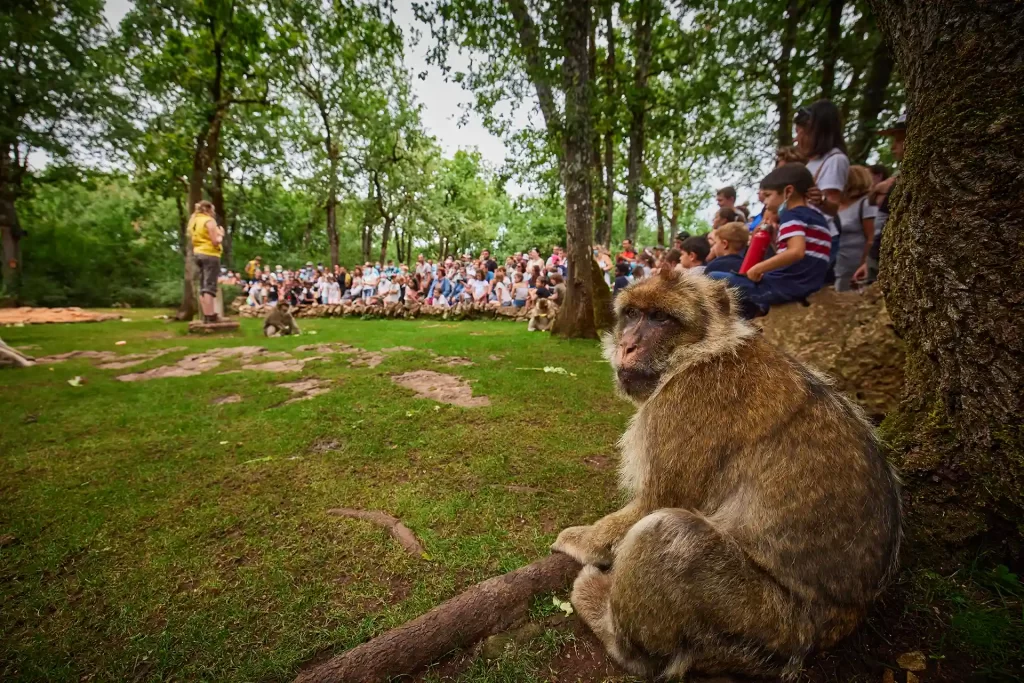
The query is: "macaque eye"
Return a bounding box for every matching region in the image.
[649,310,671,323]
[624,307,641,320]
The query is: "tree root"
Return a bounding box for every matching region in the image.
[292,553,581,683]
[0,337,35,367]
[327,508,427,558]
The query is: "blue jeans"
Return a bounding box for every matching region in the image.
[707,271,819,319]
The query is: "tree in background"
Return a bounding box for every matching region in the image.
[0,0,115,300]
[121,0,281,319]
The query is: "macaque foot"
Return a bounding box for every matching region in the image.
[552,525,613,568]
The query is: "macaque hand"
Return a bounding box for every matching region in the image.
[552,525,613,567]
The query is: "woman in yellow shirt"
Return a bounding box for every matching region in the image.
[188,200,224,323]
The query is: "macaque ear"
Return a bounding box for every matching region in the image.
[711,281,731,317]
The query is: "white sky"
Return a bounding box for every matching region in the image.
[103,0,731,222]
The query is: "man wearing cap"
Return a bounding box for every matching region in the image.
[867,113,906,281]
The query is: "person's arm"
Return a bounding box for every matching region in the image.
[745,236,806,282]
[853,216,876,282]
[206,219,222,246]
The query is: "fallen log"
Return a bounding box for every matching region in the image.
[292,552,581,683]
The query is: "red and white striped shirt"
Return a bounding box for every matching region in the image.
[776,206,832,262]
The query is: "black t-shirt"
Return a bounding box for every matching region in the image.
[268,285,279,302]
[536,286,551,299]
[613,276,630,295]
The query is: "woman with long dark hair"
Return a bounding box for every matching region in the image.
[794,100,850,275]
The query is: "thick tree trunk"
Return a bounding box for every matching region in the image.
[870,0,1024,564]
[669,189,680,237]
[379,217,392,264]
[652,186,664,246]
[326,196,339,268]
[210,157,229,268]
[623,0,654,244]
[552,0,597,339]
[0,194,22,300]
[820,0,844,99]
[848,38,896,164]
[775,0,803,148]
[597,2,616,249]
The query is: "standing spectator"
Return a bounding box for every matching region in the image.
[868,113,906,281]
[188,200,223,323]
[794,100,850,276]
[481,249,498,274]
[527,248,545,273]
[619,239,637,262]
[594,245,613,286]
[245,256,261,281]
[716,186,747,222]
[834,166,877,291]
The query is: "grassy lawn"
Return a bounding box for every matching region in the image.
[1,311,631,682]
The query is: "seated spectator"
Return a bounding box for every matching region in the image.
[429,281,450,307]
[491,267,513,307]
[631,264,645,282]
[346,267,364,301]
[834,165,877,291]
[470,270,490,303]
[512,272,529,308]
[869,164,889,186]
[548,272,565,306]
[707,163,831,318]
[613,262,631,296]
[680,236,711,275]
[705,222,751,275]
[662,248,682,274]
[713,206,742,230]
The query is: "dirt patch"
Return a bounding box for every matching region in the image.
[211,394,243,405]
[95,346,188,369]
[382,346,415,352]
[488,354,504,361]
[584,455,612,470]
[0,307,121,325]
[309,437,343,454]
[206,346,268,359]
[392,370,490,408]
[116,354,222,382]
[242,356,324,373]
[350,352,385,368]
[278,378,330,403]
[295,343,358,354]
[434,356,475,367]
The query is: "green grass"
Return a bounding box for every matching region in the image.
[0,311,630,681]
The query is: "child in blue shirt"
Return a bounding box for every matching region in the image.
[707,164,831,317]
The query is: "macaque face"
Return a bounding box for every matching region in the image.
[612,298,691,401]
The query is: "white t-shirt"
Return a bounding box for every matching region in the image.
[471,279,489,300]
[494,280,512,303]
[806,148,850,237]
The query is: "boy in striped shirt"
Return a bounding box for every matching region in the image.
[708,163,830,317]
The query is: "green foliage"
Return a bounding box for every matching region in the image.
[15,174,180,307]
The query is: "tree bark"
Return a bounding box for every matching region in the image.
[848,38,896,163]
[210,156,229,268]
[669,189,680,237]
[551,0,598,339]
[820,0,844,100]
[597,1,616,248]
[869,0,1024,563]
[0,195,22,300]
[775,0,803,148]
[623,0,654,244]
[292,553,579,683]
[652,185,664,246]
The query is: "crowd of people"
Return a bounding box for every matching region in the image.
[218,98,904,322]
[237,248,569,313]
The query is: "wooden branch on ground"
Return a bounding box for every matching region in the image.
[292,553,581,683]
[0,337,35,367]
[327,508,427,558]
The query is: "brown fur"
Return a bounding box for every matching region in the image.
[263,302,300,337]
[527,298,556,332]
[553,270,902,680]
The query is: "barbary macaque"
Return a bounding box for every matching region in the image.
[553,269,902,680]
[527,298,555,332]
[263,302,300,337]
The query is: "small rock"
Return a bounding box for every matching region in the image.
[211,394,243,405]
[882,669,895,683]
[907,673,920,683]
[897,651,927,672]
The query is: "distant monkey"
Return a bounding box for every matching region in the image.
[263,302,300,337]
[553,269,902,680]
[527,298,555,332]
